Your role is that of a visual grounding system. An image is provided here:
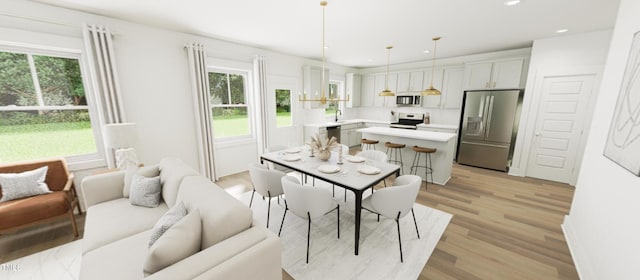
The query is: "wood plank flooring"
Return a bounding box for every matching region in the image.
[216,163,578,280]
[0,162,578,279]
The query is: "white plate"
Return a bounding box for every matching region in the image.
[357,165,381,175]
[285,147,301,154]
[318,165,341,174]
[282,154,301,162]
[347,156,366,163]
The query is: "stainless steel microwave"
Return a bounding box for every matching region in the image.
[396,95,421,105]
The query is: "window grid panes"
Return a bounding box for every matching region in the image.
[275,89,291,127]
[325,82,339,115]
[0,50,96,163]
[208,71,251,139]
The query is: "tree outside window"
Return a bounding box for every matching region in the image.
[325,82,340,116]
[275,89,291,127]
[208,71,251,138]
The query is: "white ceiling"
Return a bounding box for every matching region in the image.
[33,0,620,68]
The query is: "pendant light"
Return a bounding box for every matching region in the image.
[422,37,442,96]
[379,46,395,96]
[298,1,349,105]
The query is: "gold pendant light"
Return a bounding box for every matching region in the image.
[299,1,349,105]
[379,46,395,96]
[422,36,442,96]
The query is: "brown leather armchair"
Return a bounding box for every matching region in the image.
[0,158,82,237]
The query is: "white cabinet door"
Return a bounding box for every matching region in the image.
[442,67,465,109]
[396,72,410,93]
[422,68,444,108]
[360,75,375,107]
[463,62,493,90]
[409,71,424,92]
[492,59,524,89]
[373,74,386,107]
[346,73,361,108]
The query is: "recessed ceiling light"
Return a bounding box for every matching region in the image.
[504,0,521,6]
[423,50,430,54]
[367,58,374,62]
[556,29,569,33]
[323,46,329,49]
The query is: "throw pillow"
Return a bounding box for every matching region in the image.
[129,174,162,208]
[143,209,201,275]
[0,166,51,202]
[123,165,160,198]
[148,201,187,248]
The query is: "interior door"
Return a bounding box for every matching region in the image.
[526,74,596,183]
[267,75,300,148]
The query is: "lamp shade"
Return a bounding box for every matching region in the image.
[103,123,138,149]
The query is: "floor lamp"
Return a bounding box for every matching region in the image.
[104,123,139,170]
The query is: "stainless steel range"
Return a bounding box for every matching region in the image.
[389,113,424,129]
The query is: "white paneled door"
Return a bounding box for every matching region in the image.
[526,74,596,183]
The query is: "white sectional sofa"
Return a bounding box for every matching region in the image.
[79,158,281,279]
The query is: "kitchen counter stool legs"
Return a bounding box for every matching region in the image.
[361,138,379,150]
[410,146,436,190]
[385,142,406,175]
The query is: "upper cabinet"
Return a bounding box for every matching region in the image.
[345,73,361,108]
[463,58,526,90]
[373,73,397,107]
[302,65,330,109]
[422,66,464,109]
[396,71,424,93]
[360,75,375,107]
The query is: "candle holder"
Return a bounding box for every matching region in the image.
[337,146,343,165]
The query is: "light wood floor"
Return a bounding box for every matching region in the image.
[1,163,578,279]
[217,163,578,280]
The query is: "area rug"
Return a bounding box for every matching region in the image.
[0,240,81,280]
[234,176,452,280]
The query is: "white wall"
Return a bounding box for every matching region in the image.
[563,0,640,278]
[0,0,356,178]
[509,30,612,178]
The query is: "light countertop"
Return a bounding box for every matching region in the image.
[304,119,390,128]
[357,126,456,142]
[416,123,459,130]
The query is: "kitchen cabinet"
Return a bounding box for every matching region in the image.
[340,123,361,147]
[397,71,424,93]
[463,58,525,90]
[360,75,375,107]
[302,65,330,109]
[374,73,397,107]
[421,68,445,108]
[442,67,465,108]
[303,125,328,143]
[345,73,361,108]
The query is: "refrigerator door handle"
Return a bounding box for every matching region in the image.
[484,95,495,138]
[461,140,509,149]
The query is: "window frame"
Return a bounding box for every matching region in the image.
[0,43,105,170]
[325,79,345,119]
[207,66,254,142]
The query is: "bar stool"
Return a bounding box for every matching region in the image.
[385,142,406,174]
[361,138,379,150]
[410,146,436,190]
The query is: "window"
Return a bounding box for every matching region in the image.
[209,70,251,139]
[325,81,342,116]
[0,49,97,164]
[275,89,291,127]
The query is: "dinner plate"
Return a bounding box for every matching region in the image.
[346,156,366,163]
[318,165,341,174]
[357,165,381,175]
[282,154,301,162]
[285,147,301,154]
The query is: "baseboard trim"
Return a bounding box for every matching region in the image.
[562,215,596,280]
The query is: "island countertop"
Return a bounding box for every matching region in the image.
[357,127,456,142]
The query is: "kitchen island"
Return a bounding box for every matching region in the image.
[357,126,457,185]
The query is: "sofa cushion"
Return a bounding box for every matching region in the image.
[123,165,160,198]
[83,198,168,254]
[148,201,187,247]
[0,166,51,202]
[80,230,150,280]
[129,174,162,208]
[144,209,202,274]
[177,176,252,249]
[0,191,70,230]
[159,158,199,208]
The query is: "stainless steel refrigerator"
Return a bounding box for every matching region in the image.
[457,90,523,171]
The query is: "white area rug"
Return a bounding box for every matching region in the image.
[0,240,81,280]
[234,177,452,280]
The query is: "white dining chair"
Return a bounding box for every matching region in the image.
[279,176,340,263]
[266,145,295,174]
[361,174,421,262]
[248,163,285,228]
[349,149,388,199]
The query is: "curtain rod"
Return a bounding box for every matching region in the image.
[0,12,80,30]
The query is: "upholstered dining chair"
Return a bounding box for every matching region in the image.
[354,149,389,196]
[279,176,340,263]
[361,174,421,262]
[247,163,285,228]
[266,145,295,174]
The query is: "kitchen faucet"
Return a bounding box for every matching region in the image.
[335,109,342,122]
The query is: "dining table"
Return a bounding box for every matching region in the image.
[260,146,400,255]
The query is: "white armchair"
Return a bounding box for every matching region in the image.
[361,175,422,262]
[279,176,340,263]
[248,163,285,228]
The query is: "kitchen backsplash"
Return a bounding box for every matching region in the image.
[356,107,461,126]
